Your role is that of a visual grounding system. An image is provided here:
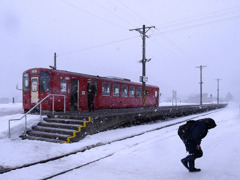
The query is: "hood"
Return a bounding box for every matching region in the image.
[201,118,217,129]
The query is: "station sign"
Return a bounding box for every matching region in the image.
[139,76,148,83]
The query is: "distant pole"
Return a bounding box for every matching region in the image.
[49,52,57,70]
[130,25,155,106]
[172,90,177,106]
[196,65,207,105]
[216,78,222,104]
[54,52,57,70]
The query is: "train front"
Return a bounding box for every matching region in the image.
[22,68,51,112]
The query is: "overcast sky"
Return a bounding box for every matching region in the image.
[0,0,240,101]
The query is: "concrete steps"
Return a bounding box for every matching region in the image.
[24,117,88,143]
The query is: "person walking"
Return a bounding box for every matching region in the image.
[86,79,96,112]
[180,118,217,172]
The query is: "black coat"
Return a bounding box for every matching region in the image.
[185,120,208,153]
[87,83,96,99]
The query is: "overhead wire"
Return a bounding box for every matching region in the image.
[154,14,240,34]
[90,0,137,27]
[60,0,129,30]
[108,0,154,26]
[57,35,140,57]
[59,0,240,64]
[148,7,240,65]
[108,0,204,63]
[157,6,240,30]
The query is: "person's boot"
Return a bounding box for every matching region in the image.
[181,155,194,170]
[181,158,189,170]
[189,160,201,172]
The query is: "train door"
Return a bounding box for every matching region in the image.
[31,77,39,104]
[155,90,159,107]
[70,79,79,111]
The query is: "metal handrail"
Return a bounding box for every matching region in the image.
[8,94,66,138]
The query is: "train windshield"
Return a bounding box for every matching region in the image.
[23,72,29,92]
[40,71,50,92]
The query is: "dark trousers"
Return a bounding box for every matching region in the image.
[183,139,203,169]
[185,139,203,159]
[87,95,94,111]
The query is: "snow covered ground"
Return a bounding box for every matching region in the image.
[0,102,239,180]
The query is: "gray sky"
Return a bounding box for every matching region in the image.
[1,0,240,101]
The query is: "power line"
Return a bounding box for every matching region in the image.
[148,7,240,68]
[154,14,240,34]
[57,35,140,57]
[109,0,153,26]
[91,0,136,27]
[158,6,240,30]
[61,0,128,30]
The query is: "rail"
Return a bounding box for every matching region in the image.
[8,94,66,138]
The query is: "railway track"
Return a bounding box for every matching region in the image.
[1,109,223,179]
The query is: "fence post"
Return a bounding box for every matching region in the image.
[25,116,27,137]
[64,95,66,113]
[40,103,42,121]
[8,120,11,138]
[52,95,55,117]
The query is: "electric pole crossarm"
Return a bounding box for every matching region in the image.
[129,26,155,38]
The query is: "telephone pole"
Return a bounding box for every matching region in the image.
[49,52,57,70]
[130,25,155,106]
[216,78,222,104]
[196,65,207,105]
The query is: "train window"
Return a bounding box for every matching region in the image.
[102,83,111,96]
[31,78,38,92]
[130,86,135,97]
[40,71,50,92]
[122,85,128,97]
[137,87,142,97]
[113,84,120,97]
[23,72,29,92]
[60,80,67,92]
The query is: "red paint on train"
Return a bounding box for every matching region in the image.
[22,68,159,111]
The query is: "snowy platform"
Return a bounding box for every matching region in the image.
[24,104,227,143]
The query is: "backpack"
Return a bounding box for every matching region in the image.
[178,120,195,140]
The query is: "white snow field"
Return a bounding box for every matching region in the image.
[0,102,239,180]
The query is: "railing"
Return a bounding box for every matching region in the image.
[8,94,66,138]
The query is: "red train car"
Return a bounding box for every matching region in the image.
[22,68,159,112]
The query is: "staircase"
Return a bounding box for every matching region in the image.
[24,117,89,143]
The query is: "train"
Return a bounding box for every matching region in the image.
[22,68,159,112]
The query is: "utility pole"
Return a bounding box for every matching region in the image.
[172,90,177,106]
[49,52,57,70]
[130,25,155,106]
[196,65,207,105]
[216,78,222,104]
